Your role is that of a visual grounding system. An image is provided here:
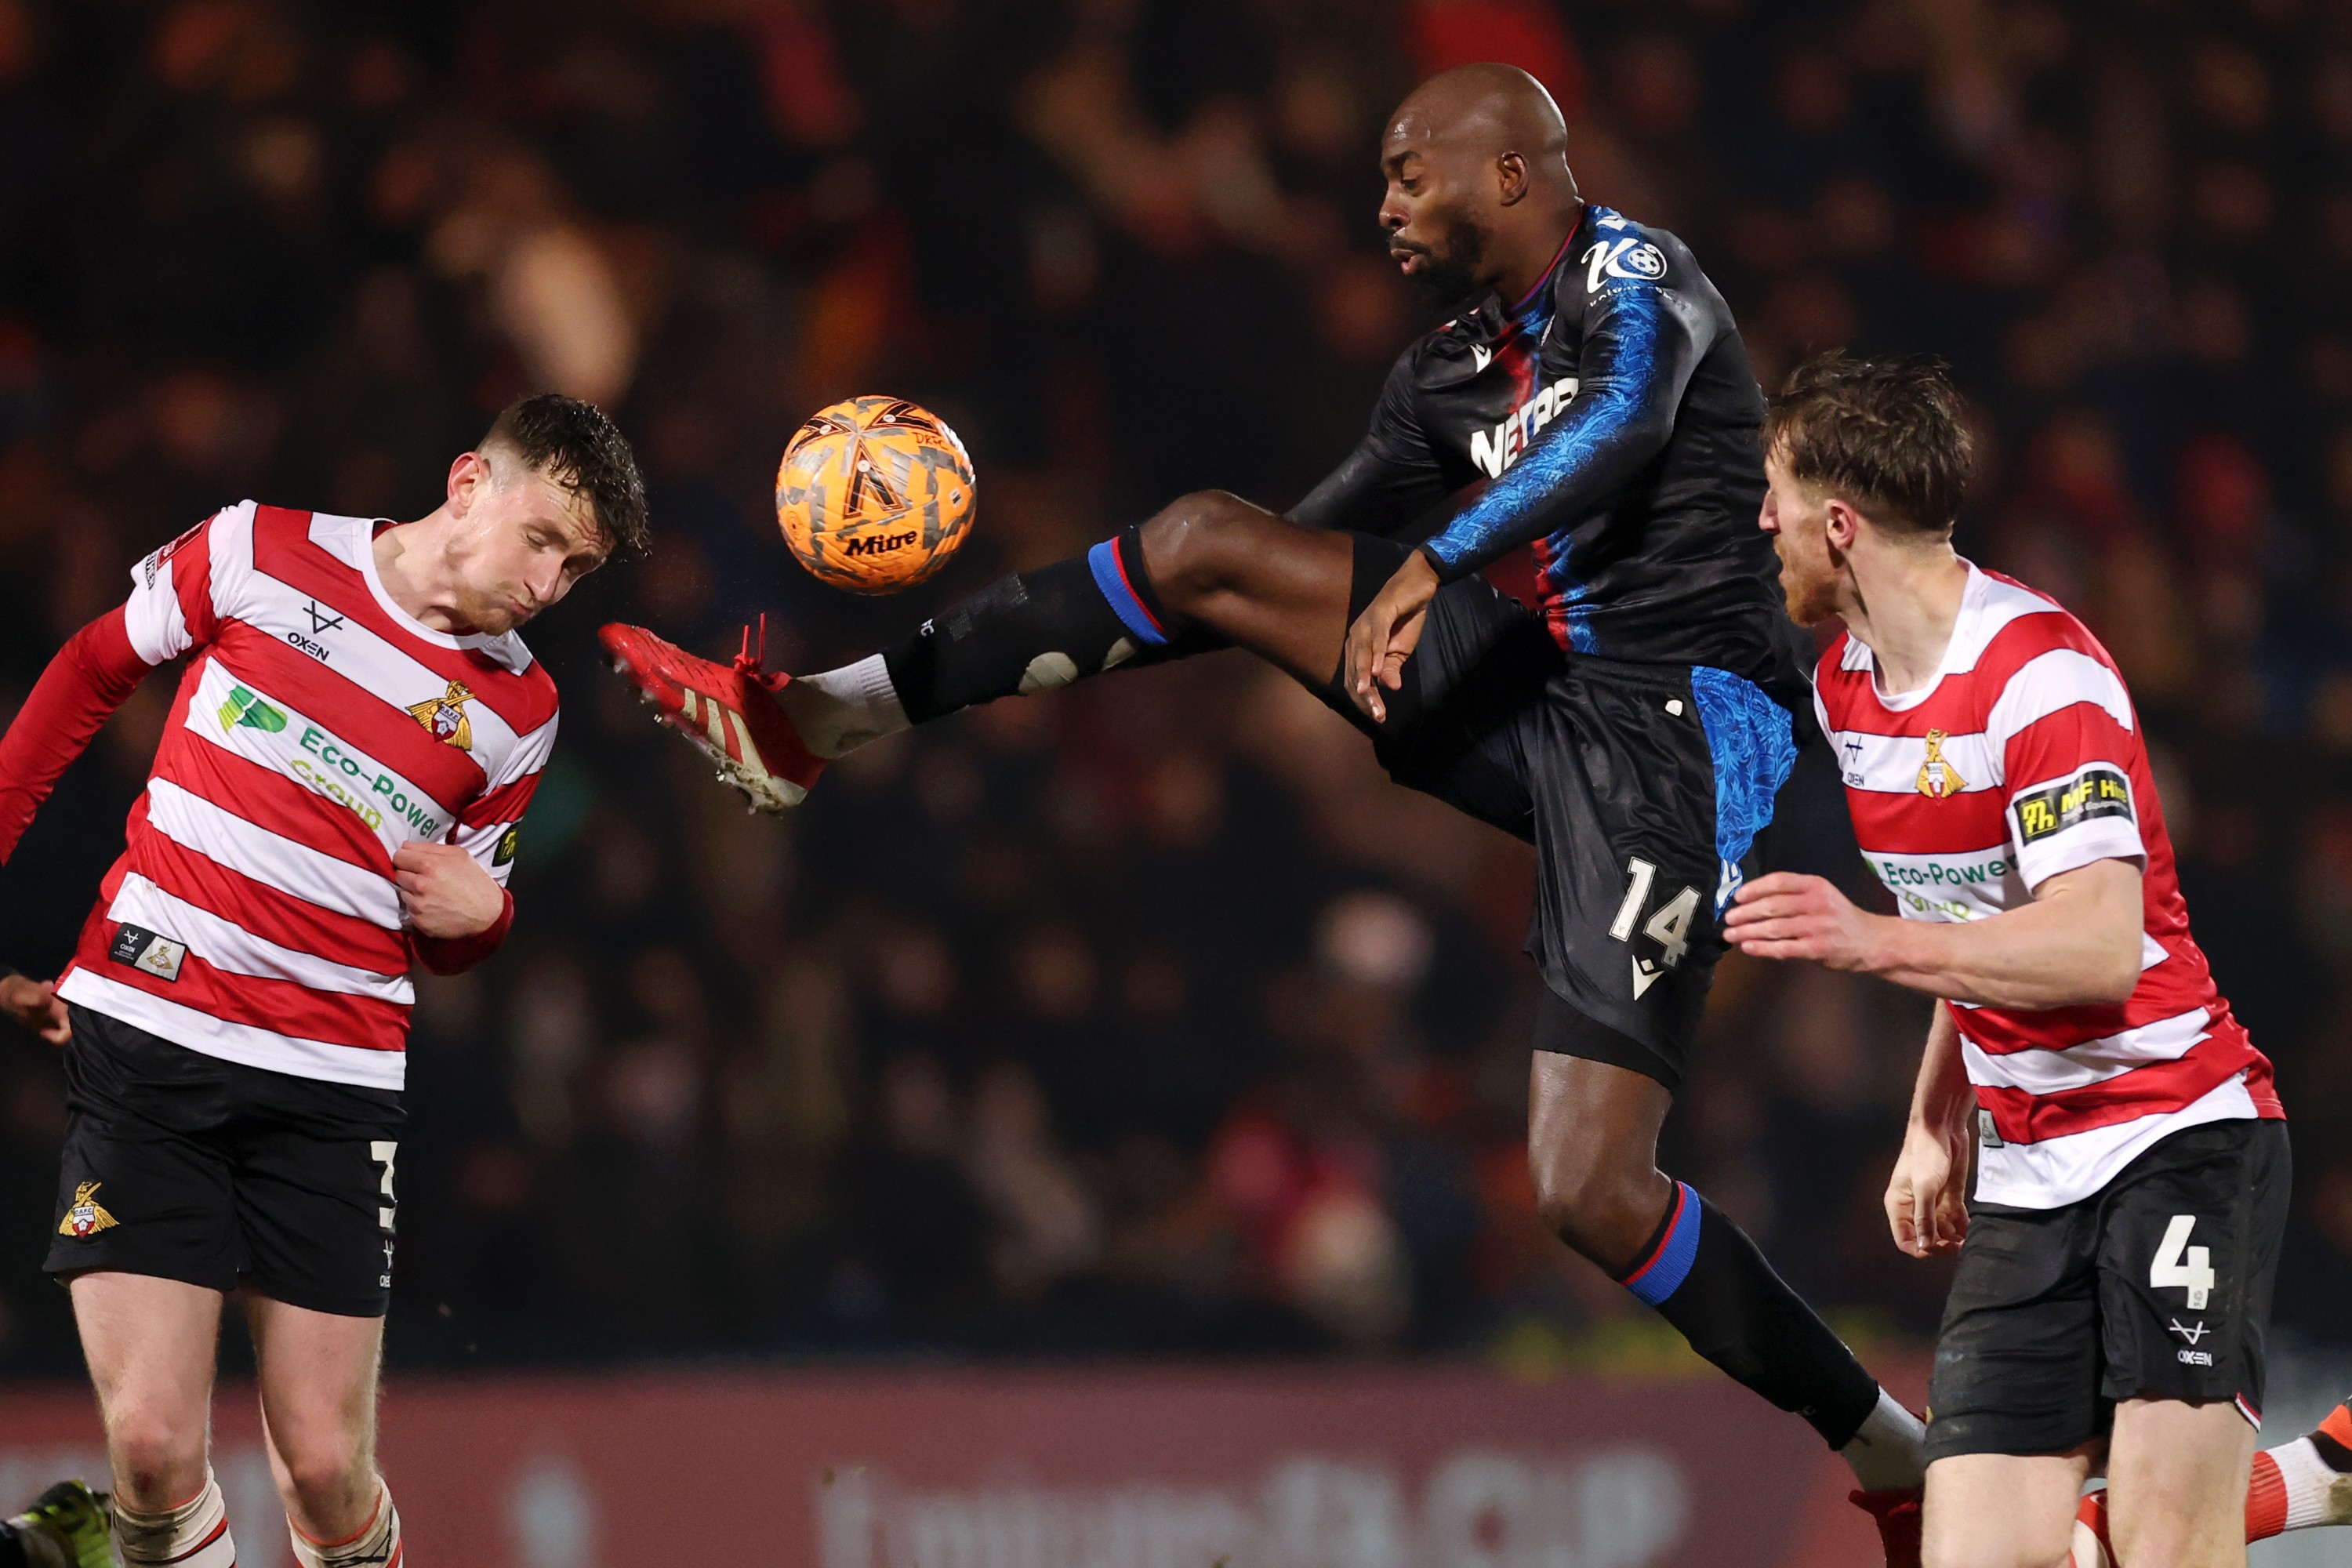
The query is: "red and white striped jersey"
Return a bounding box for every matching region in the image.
[1813,562,2281,1209]
[55,502,557,1090]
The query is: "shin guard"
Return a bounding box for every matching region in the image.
[1616,1181,1882,1450]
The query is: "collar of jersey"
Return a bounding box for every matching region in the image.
[1465,211,1588,344]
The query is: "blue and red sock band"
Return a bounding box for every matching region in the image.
[1618,1180,1702,1308]
[1087,531,1171,648]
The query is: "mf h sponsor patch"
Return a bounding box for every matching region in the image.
[2013,764,2132,844]
[107,923,187,982]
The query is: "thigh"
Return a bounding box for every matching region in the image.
[232,1071,406,1319]
[1926,1202,2110,1464]
[45,1006,241,1295]
[2094,1118,2289,1419]
[2103,1396,2256,1563]
[1138,495,1359,686]
[1326,539,1555,840]
[69,1271,224,1453]
[246,1293,384,1461]
[1921,1451,2092,1568]
[1523,662,1794,1076]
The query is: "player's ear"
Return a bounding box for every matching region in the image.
[1495,150,1528,205]
[1824,497,1864,551]
[448,450,488,516]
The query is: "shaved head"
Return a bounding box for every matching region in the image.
[1378,64,1582,305]
[1390,64,1573,176]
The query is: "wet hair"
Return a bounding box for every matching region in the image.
[1764,352,1975,536]
[480,393,648,556]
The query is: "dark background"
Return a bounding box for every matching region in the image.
[0,0,2343,1379]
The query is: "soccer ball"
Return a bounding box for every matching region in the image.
[774,395,977,593]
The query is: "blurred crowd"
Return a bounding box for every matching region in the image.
[0,0,2346,1377]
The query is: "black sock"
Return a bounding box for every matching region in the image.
[0,1522,29,1568]
[881,528,1182,723]
[1616,1181,1880,1449]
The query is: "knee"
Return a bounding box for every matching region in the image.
[105,1409,209,1506]
[274,1428,372,1519]
[1530,1147,1669,1271]
[1140,491,1265,607]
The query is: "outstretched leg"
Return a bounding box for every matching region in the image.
[846,490,1355,736]
[1528,1049,1924,1495]
[602,491,1365,811]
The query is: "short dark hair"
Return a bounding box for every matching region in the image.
[1764,352,1975,535]
[481,394,648,556]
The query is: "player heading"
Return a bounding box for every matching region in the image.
[480,392,651,557]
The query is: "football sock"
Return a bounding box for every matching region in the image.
[289,1478,402,1568]
[1839,1386,1930,1493]
[1615,1181,1892,1468]
[877,528,1175,725]
[2249,1399,2352,1536]
[115,1472,235,1568]
[776,653,908,758]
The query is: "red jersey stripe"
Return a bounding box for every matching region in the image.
[70,924,411,1053]
[127,829,409,975]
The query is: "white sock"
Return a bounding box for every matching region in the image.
[1839,1386,1927,1492]
[115,1472,237,1567]
[777,653,909,758]
[2270,1436,2352,1530]
[290,1478,402,1568]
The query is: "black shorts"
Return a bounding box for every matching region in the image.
[1925,1116,2291,1462]
[1327,536,1800,1087]
[45,1004,405,1317]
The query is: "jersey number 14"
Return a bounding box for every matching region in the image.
[1610,857,1700,1000]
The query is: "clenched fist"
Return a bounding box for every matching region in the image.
[394,841,504,938]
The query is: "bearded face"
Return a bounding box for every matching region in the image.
[1760,457,1844,627]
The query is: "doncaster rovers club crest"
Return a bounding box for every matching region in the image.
[407,680,474,750]
[1916,729,1968,799]
[59,1181,118,1238]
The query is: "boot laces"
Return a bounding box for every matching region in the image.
[731,614,787,691]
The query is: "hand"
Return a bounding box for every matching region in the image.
[1885,1115,1973,1258]
[1343,550,1439,723]
[0,974,69,1045]
[394,842,505,938]
[1722,871,1889,971]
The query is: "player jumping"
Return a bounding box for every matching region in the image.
[1730,353,2350,1565]
[0,397,642,1568]
[604,63,1936,1551]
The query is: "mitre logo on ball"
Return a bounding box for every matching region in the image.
[775,395,977,593]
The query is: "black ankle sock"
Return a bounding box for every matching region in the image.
[1616,1181,1880,1449]
[881,529,1173,723]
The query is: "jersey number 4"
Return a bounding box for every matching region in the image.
[2150,1214,2215,1310]
[1609,858,1700,1000]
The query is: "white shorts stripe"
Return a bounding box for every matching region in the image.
[54,970,407,1091]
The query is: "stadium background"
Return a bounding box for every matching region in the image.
[0,0,2347,1563]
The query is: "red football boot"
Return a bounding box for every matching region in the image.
[1849,1489,1922,1568]
[599,618,822,812]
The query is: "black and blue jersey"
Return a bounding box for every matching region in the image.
[1290,203,1791,689]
